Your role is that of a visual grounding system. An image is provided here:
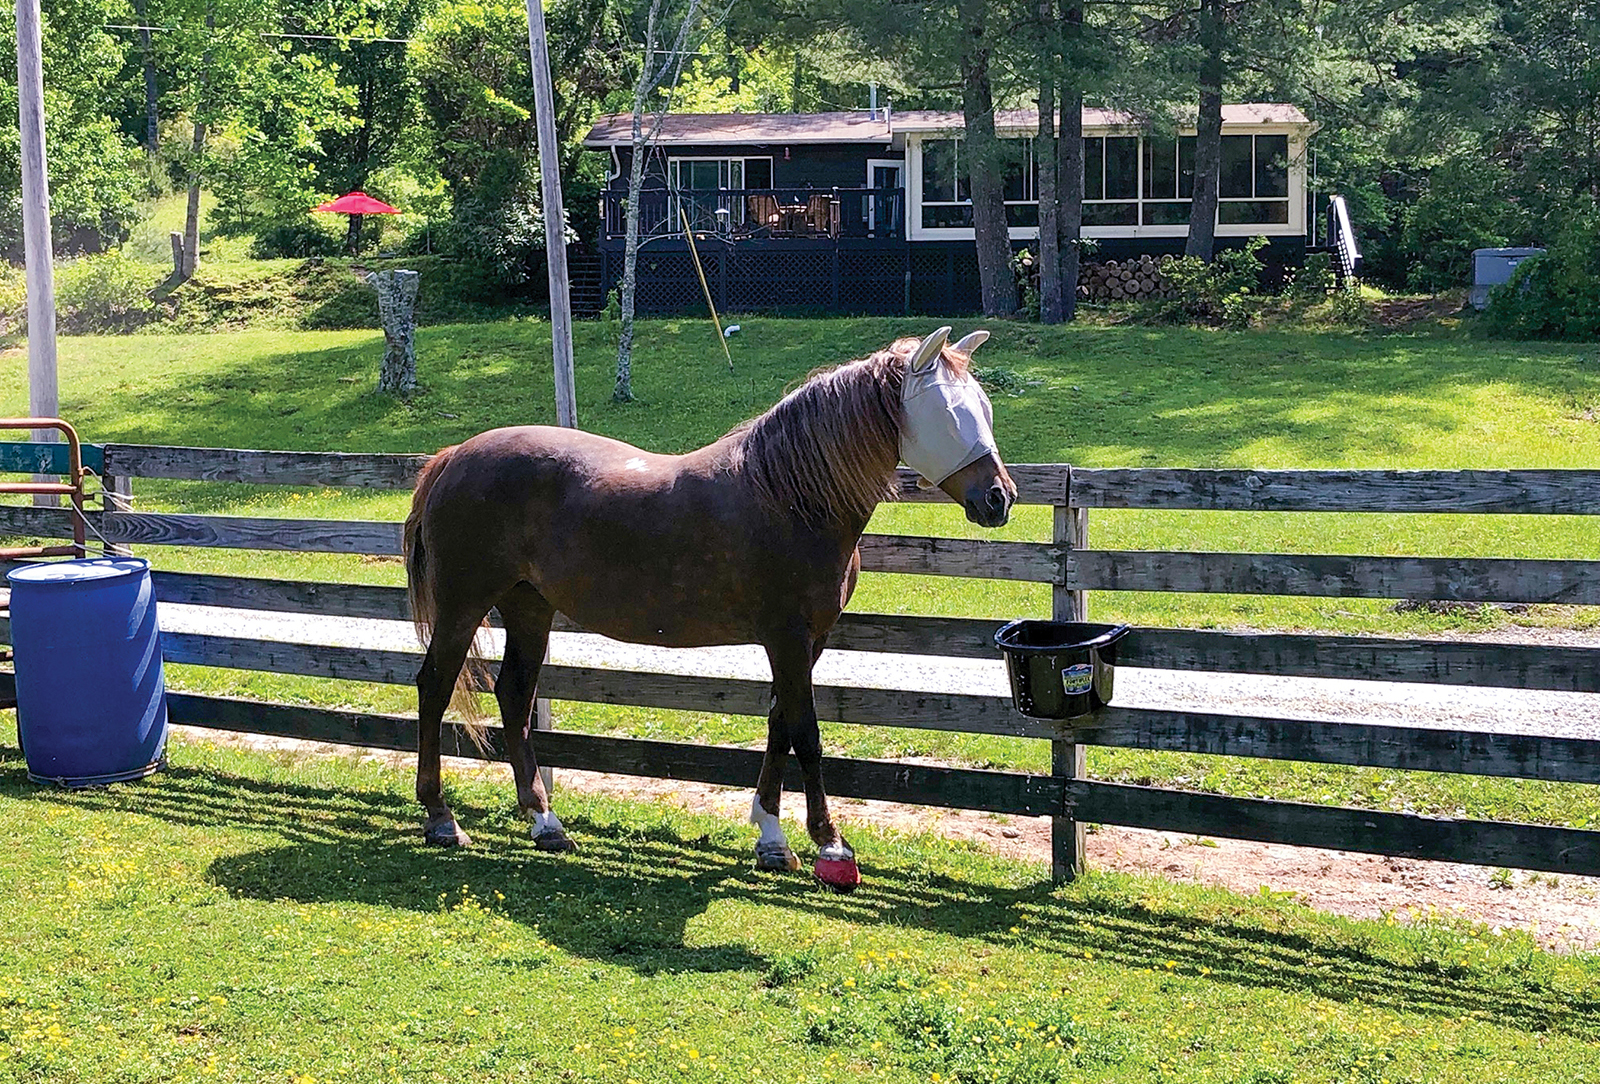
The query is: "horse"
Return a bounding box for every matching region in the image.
[402,326,1016,891]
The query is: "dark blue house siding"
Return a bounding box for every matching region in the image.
[604,143,898,195]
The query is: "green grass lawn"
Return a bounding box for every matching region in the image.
[4,316,1600,827]
[2,728,1597,1084]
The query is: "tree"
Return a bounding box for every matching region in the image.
[280,0,431,253]
[1183,0,1224,261]
[956,0,1016,317]
[613,0,728,403]
[1035,0,1060,323]
[0,0,142,257]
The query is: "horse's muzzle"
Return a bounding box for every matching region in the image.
[964,483,1013,528]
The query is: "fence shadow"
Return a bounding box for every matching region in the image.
[6,754,1596,1040]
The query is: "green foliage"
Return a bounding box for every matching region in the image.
[1286,252,1334,300]
[1156,238,1267,326]
[248,216,346,259]
[1400,158,1523,292]
[54,252,162,333]
[1478,202,1600,341]
[413,0,550,284]
[0,0,142,257]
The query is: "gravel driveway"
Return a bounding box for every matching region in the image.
[158,604,1600,741]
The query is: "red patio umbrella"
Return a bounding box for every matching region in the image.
[313,191,400,254]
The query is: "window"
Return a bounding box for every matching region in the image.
[1218,134,1289,224]
[916,131,1293,234]
[1142,136,1196,225]
[1082,136,1138,225]
[667,156,772,231]
[923,139,965,203]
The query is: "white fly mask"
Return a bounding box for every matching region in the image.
[899,327,998,485]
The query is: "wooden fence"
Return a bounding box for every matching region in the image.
[3,443,1600,881]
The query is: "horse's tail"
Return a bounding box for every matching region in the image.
[404,445,492,741]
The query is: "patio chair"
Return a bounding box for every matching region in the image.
[805,194,833,237]
[746,193,780,235]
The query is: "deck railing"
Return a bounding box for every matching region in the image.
[600,187,905,242]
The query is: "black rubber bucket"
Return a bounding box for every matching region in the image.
[994,620,1130,720]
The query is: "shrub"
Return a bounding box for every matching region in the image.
[1477,201,1600,340]
[1401,157,1525,292]
[1160,237,1268,325]
[1285,251,1334,300]
[0,263,25,336]
[54,253,161,333]
[250,217,346,260]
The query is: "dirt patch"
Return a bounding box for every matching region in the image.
[1368,293,1467,330]
[177,725,1600,952]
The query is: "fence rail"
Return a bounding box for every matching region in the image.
[4,443,1600,879]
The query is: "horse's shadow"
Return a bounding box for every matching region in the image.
[8,754,1600,1040]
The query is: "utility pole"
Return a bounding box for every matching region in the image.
[16,0,59,497]
[523,0,573,791]
[525,0,577,430]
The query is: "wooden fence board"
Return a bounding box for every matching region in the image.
[55,687,1599,876]
[1071,468,1600,515]
[99,445,1072,506]
[8,508,1058,582]
[111,627,1056,740]
[12,614,1593,782]
[99,511,405,554]
[1075,708,1600,784]
[153,692,1064,815]
[1069,780,1600,876]
[38,568,1596,694]
[0,504,86,539]
[1121,627,1600,694]
[102,445,430,489]
[857,535,1060,581]
[1067,550,1600,603]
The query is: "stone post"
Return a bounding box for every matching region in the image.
[365,269,420,395]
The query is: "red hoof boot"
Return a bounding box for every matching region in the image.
[813,843,860,893]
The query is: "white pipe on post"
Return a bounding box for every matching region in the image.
[16,0,59,499]
[525,0,577,430]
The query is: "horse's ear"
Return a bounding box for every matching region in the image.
[952,330,989,355]
[908,326,952,374]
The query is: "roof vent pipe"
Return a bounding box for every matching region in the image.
[870,82,877,119]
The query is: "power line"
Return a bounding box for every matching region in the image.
[104,24,414,44]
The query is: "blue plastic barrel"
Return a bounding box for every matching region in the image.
[7,557,168,786]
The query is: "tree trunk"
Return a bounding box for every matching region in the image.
[1057,1,1084,322]
[181,119,205,279]
[1036,0,1061,324]
[959,0,1017,318]
[615,0,701,402]
[366,269,420,395]
[1185,0,1224,262]
[180,7,215,282]
[615,107,647,403]
[136,0,159,153]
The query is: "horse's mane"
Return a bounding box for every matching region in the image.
[729,337,973,527]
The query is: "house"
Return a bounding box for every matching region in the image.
[581,104,1319,315]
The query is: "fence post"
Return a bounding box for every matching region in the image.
[1051,477,1089,883]
[102,474,132,557]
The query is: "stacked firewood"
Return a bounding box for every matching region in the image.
[1078,255,1178,301]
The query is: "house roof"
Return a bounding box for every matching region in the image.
[893,103,1312,131]
[583,112,892,147]
[581,104,1313,147]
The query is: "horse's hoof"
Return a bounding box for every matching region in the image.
[754,843,802,872]
[813,856,861,893]
[424,820,471,847]
[532,828,578,853]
